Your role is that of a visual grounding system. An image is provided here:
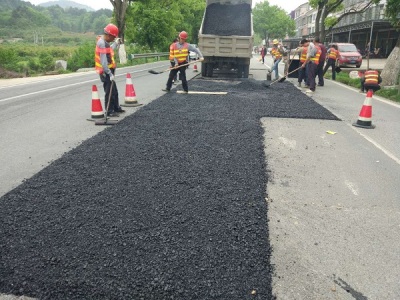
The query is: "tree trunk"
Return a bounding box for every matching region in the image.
[110,0,131,64]
[119,44,128,64]
[320,8,329,42]
[314,5,323,40]
[381,38,400,87]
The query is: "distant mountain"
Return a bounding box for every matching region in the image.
[0,0,34,10]
[36,0,95,11]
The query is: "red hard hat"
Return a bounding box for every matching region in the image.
[104,24,119,37]
[179,31,188,40]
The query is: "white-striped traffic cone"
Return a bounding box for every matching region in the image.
[353,89,375,129]
[88,85,104,121]
[121,73,142,107]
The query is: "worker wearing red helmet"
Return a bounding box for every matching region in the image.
[95,23,124,117]
[162,31,204,93]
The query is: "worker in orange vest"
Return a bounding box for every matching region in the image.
[296,39,308,88]
[360,69,382,93]
[95,23,124,117]
[301,39,321,94]
[268,39,284,80]
[162,31,203,93]
[169,37,179,84]
[323,44,339,80]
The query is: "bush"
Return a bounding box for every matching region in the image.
[39,52,55,72]
[326,70,400,103]
[376,88,400,103]
[67,41,95,71]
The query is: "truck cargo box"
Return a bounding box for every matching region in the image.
[198,0,253,78]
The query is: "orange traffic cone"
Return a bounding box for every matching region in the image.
[88,85,104,121]
[353,89,375,129]
[121,73,142,107]
[193,62,198,72]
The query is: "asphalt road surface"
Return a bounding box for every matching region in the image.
[0,57,399,299]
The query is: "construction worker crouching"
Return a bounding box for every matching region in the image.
[95,23,125,117]
[360,69,382,93]
[162,31,204,93]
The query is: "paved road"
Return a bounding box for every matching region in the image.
[256,55,400,299]
[0,61,200,197]
[1,57,399,299]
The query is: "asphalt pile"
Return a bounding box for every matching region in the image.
[0,78,338,300]
[202,3,252,36]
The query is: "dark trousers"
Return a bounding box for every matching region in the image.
[307,62,317,91]
[361,82,381,93]
[170,61,177,81]
[101,70,120,113]
[166,64,188,92]
[298,63,310,85]
[316,63,324,86]
[323,58,336,80]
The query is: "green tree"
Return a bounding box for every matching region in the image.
[253,1,295,46]
[125,0,204,51]
[380,0,400,86]
[10,6,51,28]
[309,0,380,42]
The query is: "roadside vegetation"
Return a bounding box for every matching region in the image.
[0,0,203,78]
[325,70,400,103]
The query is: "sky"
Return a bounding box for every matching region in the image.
[28,0,113,11]
[28,0,307,13]
[253,0,307,13]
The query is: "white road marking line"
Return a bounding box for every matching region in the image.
[349,123,400,165]
[345,180,359,196]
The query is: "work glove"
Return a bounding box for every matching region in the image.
[109,74,115,81]
[115,38,121,45]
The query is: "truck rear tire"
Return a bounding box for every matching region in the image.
[237,65,243,78]
[243,65,249,78]
[206,63,213,77]
[237,65,249,78]
[201,62,207,77]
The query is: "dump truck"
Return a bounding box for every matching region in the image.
[198,0,253,78]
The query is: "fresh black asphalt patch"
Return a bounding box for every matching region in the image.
[0,78,339,299]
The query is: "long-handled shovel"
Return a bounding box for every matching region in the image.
[284,50,297,77]
[95,80,118,126]
[263,66,303,88]
[148,60,201,75]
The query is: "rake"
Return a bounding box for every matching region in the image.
[263,66,303,88]
[148,60,200,74]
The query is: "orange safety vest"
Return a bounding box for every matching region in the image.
[94,36,116,74]
[271,47,282,59]
[300,47,308,63]
[310,45,321,65]
[364,70,379,85]
[171,42,189,64]
[328,48,338,60]
[169,42,174,61]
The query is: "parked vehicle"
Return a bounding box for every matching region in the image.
[329,43,362,68]
[189,44,199,60]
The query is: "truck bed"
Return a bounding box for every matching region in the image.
[202,3,251,36]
